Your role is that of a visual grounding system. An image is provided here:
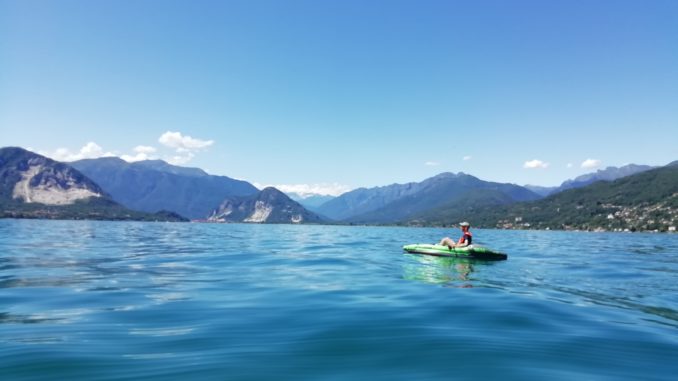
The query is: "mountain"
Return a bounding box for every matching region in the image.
[208,187,324,223]
[525,164,656,197]
[0,147,186,221]
[466,163,678,232]
[557,164,656,193]
[285,193,336,212]
[131,160,209,177]
[71,157,258,219]
[524,185,558,197]
[346,173,541,224]
[316,179,428,220]
[315,172,540,223]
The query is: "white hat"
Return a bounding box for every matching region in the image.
[459,221,470,227]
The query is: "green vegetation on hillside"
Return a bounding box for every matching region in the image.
[412,165,677,232]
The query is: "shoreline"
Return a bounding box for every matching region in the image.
[1,216,675,233]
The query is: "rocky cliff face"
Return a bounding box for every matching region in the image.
[208,187,323,223]
[1,147,105,205]
[0,147,187,221]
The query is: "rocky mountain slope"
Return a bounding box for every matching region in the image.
[208,187,324,223]
[0,147,185,221]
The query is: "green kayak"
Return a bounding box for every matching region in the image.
[403,244,507,260]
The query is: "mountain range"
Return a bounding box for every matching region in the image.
[323,172,541,223]
[524,164,655,196]
[1,146,674,231]
[71,157,259,219]
[0,147,185,221]
[0,147,322,224]
[465,163,678,232]
[315,164,666,228]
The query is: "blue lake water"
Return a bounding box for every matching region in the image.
[1,219,677,380]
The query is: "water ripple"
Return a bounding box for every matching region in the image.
[1,220,677,380]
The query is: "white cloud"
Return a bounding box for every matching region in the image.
[157,132,213,165]
[47,142,115,162]
[80,142,104,157]
[52,148,72,161]
[159,131,214,151]
[167,152,195,165]
[463,156,472,161]
[523,159,549,169]
[425,161,440,166]
[566,163,573,168]
[581,159,601,169]
[121,153,151,162]
[134,145,157,154]
[254,182,352,198]
[40,134,207,166]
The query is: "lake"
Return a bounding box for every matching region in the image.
[1,219,677,380]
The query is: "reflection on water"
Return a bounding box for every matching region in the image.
[402,254,480,286]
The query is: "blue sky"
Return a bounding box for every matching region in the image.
[1,0,677,194]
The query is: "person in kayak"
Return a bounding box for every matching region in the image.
[439,221,472,249]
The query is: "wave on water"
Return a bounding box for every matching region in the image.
[1,220,677,380]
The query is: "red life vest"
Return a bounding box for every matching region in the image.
[458,231,472,245]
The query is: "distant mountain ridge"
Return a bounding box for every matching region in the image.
[316,178,428,220]
[71,157,259,219]
[523,185,558,197]
[346,173,541,223]
[559,164,656,192]
[0,147,185,221]
[132,160,209,177]
[285,193,336,213]
[525,164,656,196]
[209,187,324,223]
[317,172,541,223]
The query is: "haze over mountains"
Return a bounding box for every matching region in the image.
[1,146,675,231]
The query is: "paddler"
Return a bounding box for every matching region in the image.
[439,221,473,249]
